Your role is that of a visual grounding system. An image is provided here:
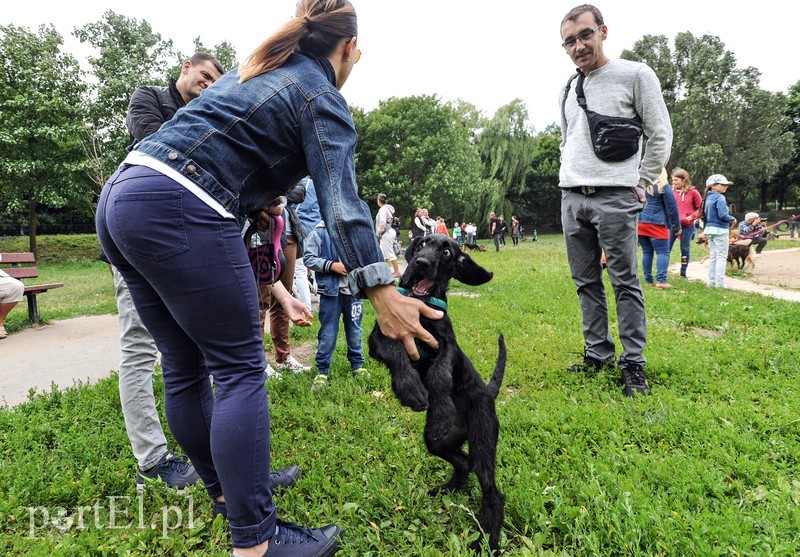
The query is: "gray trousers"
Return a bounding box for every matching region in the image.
[113,267,167,470]
[561,187,647,365]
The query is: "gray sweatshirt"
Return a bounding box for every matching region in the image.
[559,58,672,189]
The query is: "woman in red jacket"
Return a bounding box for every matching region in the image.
[669,168,703,277]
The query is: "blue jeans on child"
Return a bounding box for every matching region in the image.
[638,236,671,284]
[669,223,695,276]
[96,164,276,547]
[315,293,364,376]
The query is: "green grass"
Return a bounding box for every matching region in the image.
[1,234,800,556]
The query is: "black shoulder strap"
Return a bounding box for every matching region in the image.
[574,72,588,111]
[561,69,584,117]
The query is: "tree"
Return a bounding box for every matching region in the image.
[0,24,90,255]
[354,95,488,226]
[74,11,177,185]
[476,99,538,230]
[769,81,800,210]
[622,33,792,211]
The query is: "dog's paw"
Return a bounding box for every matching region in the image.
[392,382,428,411]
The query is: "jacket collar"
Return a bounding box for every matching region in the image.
[296,52,337,88]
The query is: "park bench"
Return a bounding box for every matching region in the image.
[0,252,64,324]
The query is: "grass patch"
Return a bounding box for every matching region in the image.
[1,234,799,555]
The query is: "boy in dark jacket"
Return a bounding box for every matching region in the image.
[303,221,365,390]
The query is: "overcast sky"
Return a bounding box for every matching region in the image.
[4,1,797,131]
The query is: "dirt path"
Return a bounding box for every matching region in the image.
[675,246,800,302]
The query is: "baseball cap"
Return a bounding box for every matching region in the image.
[706,174,733,187]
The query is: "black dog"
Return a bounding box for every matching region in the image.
[368,234,506,554]
[462,242,487,252]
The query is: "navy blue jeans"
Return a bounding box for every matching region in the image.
[669,223,695,275]
[638,235,671,284]
[96,165,275,547]
[315,293,364,375]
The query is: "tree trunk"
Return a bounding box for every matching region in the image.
[760,183,768,213]
[28,197,37,259]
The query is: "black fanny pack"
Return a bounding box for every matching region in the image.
[565,70,644,162]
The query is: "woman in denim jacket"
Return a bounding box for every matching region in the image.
[96,2,442,556]
[637,168,681,289]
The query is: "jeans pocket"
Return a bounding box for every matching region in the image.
[113,191,190,261]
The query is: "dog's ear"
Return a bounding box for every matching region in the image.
[454,252,493,286]
[405,237,424,262]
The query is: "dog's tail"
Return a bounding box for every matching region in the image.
[486,333,507,399]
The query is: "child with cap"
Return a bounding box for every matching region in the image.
[702,174,737,288]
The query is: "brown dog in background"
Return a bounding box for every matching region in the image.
[696,233,756,271]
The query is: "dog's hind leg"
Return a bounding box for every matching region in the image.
[468,402,504,554]
[425,423,470,495]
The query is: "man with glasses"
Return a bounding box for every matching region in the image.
[558,5,672,397]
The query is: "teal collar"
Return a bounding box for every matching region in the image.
[396,286,448,312]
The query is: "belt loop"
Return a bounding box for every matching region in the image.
[581,186,596,195]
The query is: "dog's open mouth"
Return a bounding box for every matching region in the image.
[412,278,435,296]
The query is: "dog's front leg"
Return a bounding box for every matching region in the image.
[369,330,429,411]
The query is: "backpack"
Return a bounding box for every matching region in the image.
[391,216,401,231]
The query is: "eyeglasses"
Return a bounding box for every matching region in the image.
[562,26,600,49]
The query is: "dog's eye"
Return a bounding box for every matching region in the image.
[443,248,451,257]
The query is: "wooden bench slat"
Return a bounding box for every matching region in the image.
[24,283,64,293]
[0,252,36,264]
[6,268,39,279]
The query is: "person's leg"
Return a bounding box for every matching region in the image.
[653,237,671,285]
[97,167,274,549]
[561,190,615,362]
[752,236,767,254]
[269,236,297,365]
[679,224,695,276]
[493,234,500,252]
[341,294,365,372]
[0,276,24,336]
[314,295,339,379]
[638,236,655,285]
[708,233,728,287]
[292,255,312,312]
[595,189,646,366]
[113,268,170,471]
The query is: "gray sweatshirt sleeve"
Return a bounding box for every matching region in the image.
[634,64,672,188]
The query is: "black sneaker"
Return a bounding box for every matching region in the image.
[136,450,200,492]
[213,465,302,520]
[264,520,342,557]
[566,354,614,373]
[619,359,649,397]
[271,464,301,491]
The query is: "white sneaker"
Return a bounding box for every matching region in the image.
[265,364,283,381]
[277,355,311,373]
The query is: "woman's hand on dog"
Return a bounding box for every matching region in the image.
[367,285,442,360]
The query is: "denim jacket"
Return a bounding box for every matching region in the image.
[303,222,346,296]
[639,185,681,233]
[132,52,390,296]
[703,191,735,228]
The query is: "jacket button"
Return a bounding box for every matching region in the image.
[168,152,178,160]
